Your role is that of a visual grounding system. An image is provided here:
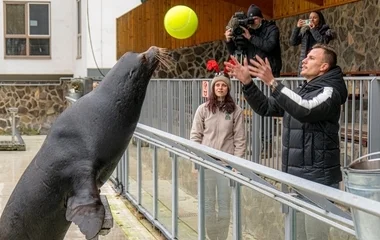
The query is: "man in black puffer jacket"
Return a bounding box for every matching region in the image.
[225,4,282,77]
[225,43,347,240]
[225,43,348,186]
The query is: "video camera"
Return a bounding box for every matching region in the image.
[228,11,254,52]
[230,11,254,37]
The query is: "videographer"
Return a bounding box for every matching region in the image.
[225,4,282,157]
[225,4,282,77]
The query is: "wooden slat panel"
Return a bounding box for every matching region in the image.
[116,0,361,57]
[273,0,361,19]
[221,0,274,17]
[117,0,250,57]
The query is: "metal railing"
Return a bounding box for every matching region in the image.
[139,77,380,169]
[111,123,380,240]
[65,77,380,239]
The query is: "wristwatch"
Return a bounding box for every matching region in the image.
[270,79,278,91]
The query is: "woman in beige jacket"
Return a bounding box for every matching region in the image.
[190,73,246,240]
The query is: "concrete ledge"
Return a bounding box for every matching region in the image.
[102,183,164,240]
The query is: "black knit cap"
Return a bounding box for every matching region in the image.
[247,4,263,18]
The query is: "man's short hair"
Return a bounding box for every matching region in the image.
[312,44,337,70]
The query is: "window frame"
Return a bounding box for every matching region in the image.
[4,1,51,59]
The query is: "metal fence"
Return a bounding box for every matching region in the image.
[67,77,380,239]
[139,77,380,170]
[111,123,380,240]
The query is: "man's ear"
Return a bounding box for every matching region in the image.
[320,63,330,72]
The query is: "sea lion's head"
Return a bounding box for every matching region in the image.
[121,46,170,83]
[96,46,173,98]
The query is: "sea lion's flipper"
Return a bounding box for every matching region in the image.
[66,189,105,239]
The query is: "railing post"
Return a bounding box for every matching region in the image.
[125,148,129,192]
[153,146,158,219]
[147,83,153,127]
[198,166,205,240]
[369,77,380,154]
[232,181,241,240]
[179,81,185,138]
[167,80,173,134]
[252,80,261,163]
[192,80,199,116]
[284,207,295,240]
[137,139,142,205]
[120,153,126,194]
[157,80,163,130]
[172,155,178,238]
[282,183,295,240]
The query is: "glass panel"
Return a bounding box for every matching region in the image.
[6,4,25,34]
[29,4,49,35]
[29,39,50,55]
[5,38,26,56]
[177,157,198,239]
[204,169,233,240]
[157,149,173,233]
[127,140,138,200]
[295,211,357,240]
[141,143,154,215]
[241,185,285,240]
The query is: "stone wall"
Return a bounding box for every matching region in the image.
[152,40,229,79]
[0,83,69,135]
[278,0,380,73]
[153,0,380,78]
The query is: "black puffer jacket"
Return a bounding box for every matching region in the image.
[242,66,348,185]
[226,20,282,77]
[290,24,335,75]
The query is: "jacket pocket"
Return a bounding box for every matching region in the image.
[304,132,314,167]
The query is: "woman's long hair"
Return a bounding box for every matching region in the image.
[207,77,236,114]
[312,11,326,27]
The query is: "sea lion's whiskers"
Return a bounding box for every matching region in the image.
[156,55,172,69]
[158,54,172,67]
[157,57,171,69]
[158,51,175,67]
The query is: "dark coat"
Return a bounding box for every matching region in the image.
[290,24,335,75]
[242,66,348,185]
[226,20,282,77]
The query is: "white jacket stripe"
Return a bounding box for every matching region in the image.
[280,86,333,109]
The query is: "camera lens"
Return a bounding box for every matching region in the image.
[234,27,243,35]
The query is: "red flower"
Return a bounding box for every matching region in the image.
[206,59,220,73]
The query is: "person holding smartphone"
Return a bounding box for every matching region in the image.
[290,11,335,75]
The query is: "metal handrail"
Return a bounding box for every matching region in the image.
[110,123,380,239]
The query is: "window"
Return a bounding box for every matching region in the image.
[77,0,82,58]
[4,2,50,57]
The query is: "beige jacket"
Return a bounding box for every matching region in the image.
[190,103,246,158]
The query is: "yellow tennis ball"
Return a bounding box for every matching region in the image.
[164,5,198,40]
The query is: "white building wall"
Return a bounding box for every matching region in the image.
[85,0,142,70]
[0,0,142,77]
[0,0,76,75]
[73,0,88,78]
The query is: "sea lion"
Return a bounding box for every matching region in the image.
[0,46,167,240]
